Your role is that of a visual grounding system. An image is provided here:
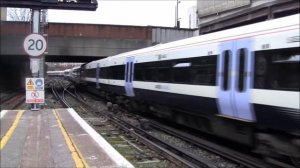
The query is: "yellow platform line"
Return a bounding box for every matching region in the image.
[52,110,89,168]
[0,110,25,150]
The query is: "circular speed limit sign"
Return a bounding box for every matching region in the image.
[23,34,47,57]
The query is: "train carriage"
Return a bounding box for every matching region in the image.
[67,14,300,161]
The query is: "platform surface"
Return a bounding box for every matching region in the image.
[0,108,134,168]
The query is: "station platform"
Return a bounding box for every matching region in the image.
[0,108,134,168]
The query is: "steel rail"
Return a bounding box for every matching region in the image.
[71,83,297,168]
[65,88,225,167]
[51,82,70,108]
[59,82,77,98]
[109,116,217,168]
[74,87,85,102]
[62,86,101,115]
[51,83,60,100]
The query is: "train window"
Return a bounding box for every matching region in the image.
[100,67,109,79]
[101,68,105,78]
[130,62,134,82]
[96,65,100,79]
[145,68,157,81]
[86,69,90,77]
[134,60,172,82]
[173,62,191,83]
[91,70,94,78]
[254,47,299,91]
[237,49,247,92]
[125,63,129,82]
[157,67,171,82]
[118,65,125,80]
[173,63,191,67]
[107,67,111,79]
[134,64,144,81]
[222,50,231,91]
[110,65,125,80]
[86,68,95,78]
[133,57,217,84]
[107,67,112,79]
[83,69,88,77]
[191,56,217,85]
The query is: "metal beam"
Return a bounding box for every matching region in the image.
[0,0,98,11]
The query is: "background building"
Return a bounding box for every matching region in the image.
[188,6,198,29]
[197,0,299,34]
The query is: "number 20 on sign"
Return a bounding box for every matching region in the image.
[23,34,47,57]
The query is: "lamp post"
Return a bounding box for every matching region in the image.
[175,0,180,28]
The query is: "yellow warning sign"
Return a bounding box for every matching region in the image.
[25,78,44,91]
[27,86,34,90]
[27,79,34,85]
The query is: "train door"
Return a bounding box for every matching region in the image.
[217,39,255,121]
[124,57,135,97]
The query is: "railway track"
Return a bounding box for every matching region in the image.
[83,89,298,168]
[110,115,218,168]
[50,79,178,167]
[50,79,297,168]
[57,84,218,167]
[53,82,236,167]
[111,108,296,168]
[51,81,71,108]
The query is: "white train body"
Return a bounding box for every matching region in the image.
[69,14,300,160]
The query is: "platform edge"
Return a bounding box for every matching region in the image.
[67,108,135,168]
[0,110,8,119]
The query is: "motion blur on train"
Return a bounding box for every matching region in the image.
[63,14,300,163]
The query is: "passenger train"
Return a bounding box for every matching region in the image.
[65,14,300,162]
[64,67,81,83]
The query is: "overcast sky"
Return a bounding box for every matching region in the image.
[48,0,197,28]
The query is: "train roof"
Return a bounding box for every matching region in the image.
[127,14,298,56]
[87,14,299,67]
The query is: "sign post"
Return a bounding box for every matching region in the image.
[23,9,47,110]
[4,1,98,111]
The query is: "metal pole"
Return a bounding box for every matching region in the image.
[32,9,40,33]
[176,0,178,28]
[31,9,40,110]
[31,9,40,78]
[39,9,48,79]
[176,0,180,28]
